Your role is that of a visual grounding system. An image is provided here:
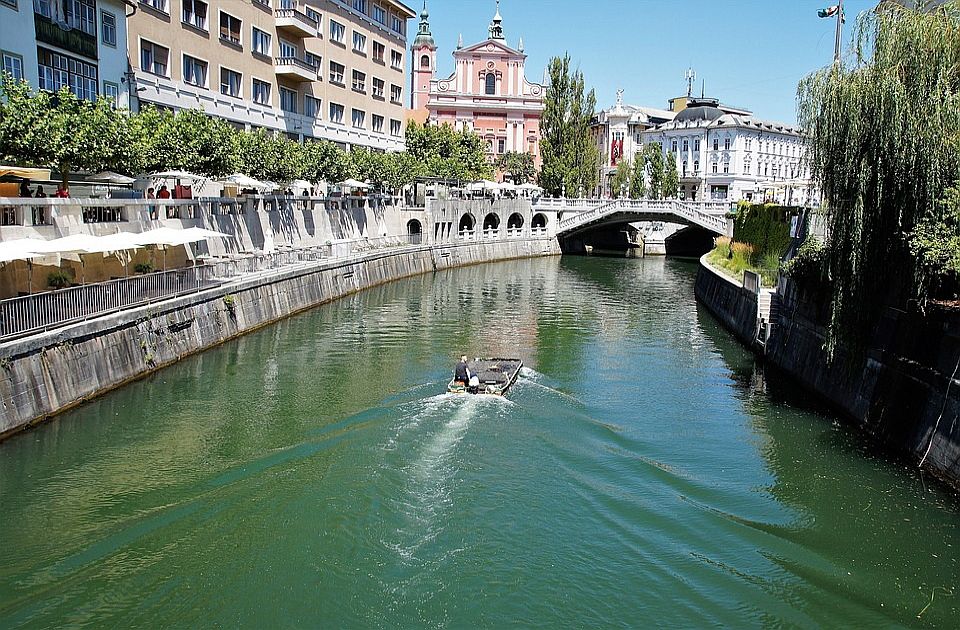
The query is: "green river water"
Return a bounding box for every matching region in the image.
[1,256,958,628]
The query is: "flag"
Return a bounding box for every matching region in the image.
[818,5,839,18]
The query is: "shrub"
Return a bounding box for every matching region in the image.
[133,262,154,274]
[47,270,71,289]
[782,236,827,287]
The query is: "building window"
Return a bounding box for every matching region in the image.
[220,67,241,98]
[390,50,402,69]
[305,7,321,25]
[220,12,241,46]
[305,95,321,118]
[724,138,731,150]
[278,39,296,58]
[373,41,385,63]
[711,162,718,174]
[142,0,167,14]
[390,14,403,34]
[390,119,401,136]
[682,160,688,176]
[183,54,207,87]
[329,102,344,123]
[253,0,269,7]
[352,108,365,128]
[182,0,207,30]
[694,139,700,151]
[352,31,367,53]
[2,51,23,82]
[682,139,688,152]
[61,0,96,36]
[745,139,752,151]
[329,61,344,85]
[352,69,366,92]
[102,81,119,107]
[723,162,729,174]
[305,52,321,69]
[38,47,97,101]
[252,27,271,56]
[330,20,345,43]
[140,39,169,76]
[743,162,750,175]
[671,140,677,153]
[100,10,117,47]
[693,160,699,173]
[353,0,366,13]
[484,73,495,95]
[372,114,384,133]
[372,3,385,23]
[390,84,401,103]
[712,139,718,151]
[372,77,384,98]
[252,78,271,104]
[280,86,297,113]
[497,138,506,154]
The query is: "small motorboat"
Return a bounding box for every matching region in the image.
[448,358,523,396]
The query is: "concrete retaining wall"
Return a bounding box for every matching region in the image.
[694,255,759,347]
[0,238,560,439]
[697,257,960,489]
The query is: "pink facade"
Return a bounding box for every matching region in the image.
[410,2,545,169]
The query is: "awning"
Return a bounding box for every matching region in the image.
[0,239,45,262]
[133,227,229,246]
[0,166,52,181]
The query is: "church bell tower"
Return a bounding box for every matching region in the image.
[411,1,437,111]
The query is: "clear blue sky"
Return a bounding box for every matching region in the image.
[421,0,879,124]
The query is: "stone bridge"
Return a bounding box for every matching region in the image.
[542,198,730,237]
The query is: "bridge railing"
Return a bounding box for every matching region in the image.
[555,199,730,235]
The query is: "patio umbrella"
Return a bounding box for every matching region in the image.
[338,178,370,189]
[133,227,229,270]
[89,171,136,185]
[149,170,204,181]
[28,234,117,285]
[0,240,46,295]
[223,174,268,190]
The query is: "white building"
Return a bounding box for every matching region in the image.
[1,0,131,109]
[590,90,675,197]
[643,96,816,205]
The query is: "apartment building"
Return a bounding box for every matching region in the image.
[128,0,415,151]
[0,0,132,108]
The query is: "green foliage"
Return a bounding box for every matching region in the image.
[496,151,536,184]
[133,262,154,274]
[610,159,631,198]
[302,140,353,184]
[629,153,646,199]
[405,121,492,182]
[539,53,600,196]
[643,144,664,199]
[237,128,304,183]
[782,236,828,287]
[797,1,960,356]
[707,237,760,282]
[46,270,71,289]
[733,203,793,261]
[663,152,679,199]
[908,186,960,298]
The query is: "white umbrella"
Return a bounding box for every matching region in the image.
[0,240,44,263]
[89,171,136,184]
[338,178,370,189]
[517,183,542,191]
[134,227,229,270]
[28,234,119,285]
[150,170,204,181]
[223,174,268,189]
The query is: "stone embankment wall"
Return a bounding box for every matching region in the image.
[0,238,560,439]
[696,257,960,489]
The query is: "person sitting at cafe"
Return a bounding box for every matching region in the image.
[34,186,46,198]
[157,185,171,199]
[54,185,69,198]
[19,182,31,197]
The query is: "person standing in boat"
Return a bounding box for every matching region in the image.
[454,355,470,386]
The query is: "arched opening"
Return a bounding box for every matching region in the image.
[420,54,430,68]
[532,213,547,231]
[507,212,524,232]
[485,73,496,95]
[407,219,422,244]
[483,213,500,230]
[458,213,476,239]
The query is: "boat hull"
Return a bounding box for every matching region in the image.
[448,358,523,397]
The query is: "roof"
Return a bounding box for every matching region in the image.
[649,111,804,136]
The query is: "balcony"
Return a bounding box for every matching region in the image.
[274,8,318,38]
[275,57,319,82]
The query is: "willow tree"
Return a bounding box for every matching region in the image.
[797,0,960,357]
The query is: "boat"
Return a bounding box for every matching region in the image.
[448,358,523,396]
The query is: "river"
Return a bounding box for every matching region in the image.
[0,256,958,627]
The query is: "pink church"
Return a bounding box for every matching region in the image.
[410,1,546,168]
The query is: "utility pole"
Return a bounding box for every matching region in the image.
[834,0,844,63]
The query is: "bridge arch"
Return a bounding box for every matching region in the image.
[483,212,501,231]
[507,213,524,229]
[458,213,476,233]
[532,213,548,229]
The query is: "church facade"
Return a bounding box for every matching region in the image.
[410,2,546,167]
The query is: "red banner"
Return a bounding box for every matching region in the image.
[611,138,623,166]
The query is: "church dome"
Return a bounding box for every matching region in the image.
[674,97,724,123]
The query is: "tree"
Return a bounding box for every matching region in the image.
[610,159,631,198]
[629,152,647,199]
[302,140,352,184]
[405,121,492,181]
[237,128,303,183]
[539,53,600,196]
[643,143,665,199]
[0,76,135,185]
[797,1,960,357]
[496,151,536,184]
[663,152,679,199]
